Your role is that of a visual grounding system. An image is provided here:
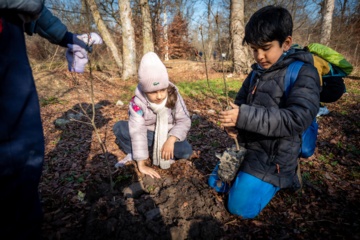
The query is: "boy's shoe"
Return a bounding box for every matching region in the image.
[115,153,133,168]
[317,106,330,117]
[292,159,303,191]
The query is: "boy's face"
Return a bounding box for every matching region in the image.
[250,36,292,69]
[145,88,168,104]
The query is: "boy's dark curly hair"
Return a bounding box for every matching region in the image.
[166,85,177,109]
[242,5,293,47]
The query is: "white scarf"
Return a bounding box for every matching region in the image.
[147,97,171,169]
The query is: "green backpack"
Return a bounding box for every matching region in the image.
[306,43,353,77]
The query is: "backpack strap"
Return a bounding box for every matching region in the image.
[284,61,304,97]
[249,71,256,84]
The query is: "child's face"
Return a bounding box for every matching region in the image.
[250,37,292,69]
[145,88,168,104]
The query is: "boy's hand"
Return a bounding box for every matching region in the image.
[161,136,177,160]
[137,159,161,179]
[219,102,240,127]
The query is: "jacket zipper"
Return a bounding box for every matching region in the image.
[250,78,260,103]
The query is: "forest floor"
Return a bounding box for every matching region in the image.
[34,60,360,240]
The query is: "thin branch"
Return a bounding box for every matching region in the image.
[199,25,223,110]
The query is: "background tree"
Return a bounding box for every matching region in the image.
[320,0,335,46]
[119,0,137,79]
[140,0,155,54]
[167,13,193,59]
[26,0,359,77]
[163,7,170,60]
[85,0,123,71]
[231,0,251,74]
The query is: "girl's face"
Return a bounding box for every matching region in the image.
[145,88,168,104]
[250,36,292,69]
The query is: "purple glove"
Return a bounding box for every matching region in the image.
[73,32,103,53]
[66,44,89,73]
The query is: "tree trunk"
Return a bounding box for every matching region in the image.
[206,0,214,61]
[140,0,154,54]
[163,9,169,61]
[119,0,137,80]
[320,0,335,46]
[85,0,123,71]
[230,0,250,74]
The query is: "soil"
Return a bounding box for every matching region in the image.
[34,60,360,240]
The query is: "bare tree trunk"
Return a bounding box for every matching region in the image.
[85,0,123,71]
[119,0,137,79]
[140,0,154,54]
[206,0,214,61]
[320,0,335,46]
[163,8,169,61]
[230,0,250,74]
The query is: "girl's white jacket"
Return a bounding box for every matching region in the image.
[128,82,191,161]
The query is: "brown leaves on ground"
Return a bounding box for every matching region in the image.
[35,60,360,240]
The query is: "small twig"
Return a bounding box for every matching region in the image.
[301,219,337,224]
[49,45,60,71]
[213,11,239,148]
[69,30,114,194]
[224,219,239,225]
[214,12,229,109]
[69,118,92,126]
[88,57,114,194]
[234,138,240,151]
[199,25,223,110]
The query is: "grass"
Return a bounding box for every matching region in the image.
[176,78,242,100]
[119,78,243,105]
[40,96,62,107]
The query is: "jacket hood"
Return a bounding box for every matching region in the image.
[252,48,314,73]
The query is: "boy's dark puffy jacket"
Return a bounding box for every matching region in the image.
[234,50,320,188]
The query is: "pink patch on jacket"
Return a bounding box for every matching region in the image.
[130,96,144,116]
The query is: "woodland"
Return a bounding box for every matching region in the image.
[24,0,360,239]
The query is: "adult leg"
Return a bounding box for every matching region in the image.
[227,171,280,219]
[0,16,44,239]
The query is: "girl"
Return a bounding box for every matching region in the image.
[113,52,193,179]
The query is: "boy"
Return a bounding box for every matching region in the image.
[208,5,320,219]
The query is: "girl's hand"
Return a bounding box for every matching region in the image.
[137,159,161,179]
[161,136,177,160]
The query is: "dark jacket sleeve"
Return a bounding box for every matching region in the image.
[0,0,43,16]
[237,64,320,137]
[24,6,68,45]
